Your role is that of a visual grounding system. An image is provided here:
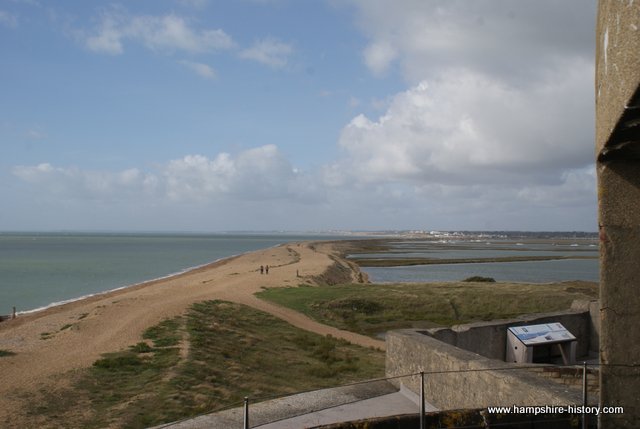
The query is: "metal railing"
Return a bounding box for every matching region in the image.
[152,361,609,429]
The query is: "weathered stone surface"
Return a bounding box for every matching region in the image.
[426,309,595,361]
[596,1,640,154]
[313,409,587,429]
[596,1,640,428]
[386,330,582,410]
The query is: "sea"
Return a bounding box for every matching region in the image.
[355,238,600,284]
[0,232,351,315]
[0,233,600,316]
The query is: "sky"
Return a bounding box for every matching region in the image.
[1,0,598,232]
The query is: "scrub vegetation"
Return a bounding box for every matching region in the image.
[256,281,598,337]
[27,300,384,428]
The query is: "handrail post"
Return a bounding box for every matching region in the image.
[582,362,587,429]
[243,396,249,429]
[420,371,425,429]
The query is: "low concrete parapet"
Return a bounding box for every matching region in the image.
[424,306,596,360]
[313,409,590,429]
[386,330,583,410]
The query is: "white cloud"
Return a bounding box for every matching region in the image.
[8,1,598,231]
[13,146,321,204]
[85,12,123,54]
[239,38,293,69]
[130,15,234,53]
[163,154,234,201]
[334,66,593,187]
[12,143,596,231]
[180,60,216,79]
[0,10,18,28]
[84,9,235,55]
[316,0,598,230]
[514,165,596,208]
[13,163,158,200]
[163,145,319,202]
[363,40,397,76]
[350,0,596,84]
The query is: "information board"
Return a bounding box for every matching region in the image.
[508,322,576,346]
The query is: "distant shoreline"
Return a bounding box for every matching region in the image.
[1,234,599,320]
[0,233,357,318]
[338,237,600,283]
[8,250,255,318]
[352,254,598,267]
[0,240,384,426]
[0,250,242,324]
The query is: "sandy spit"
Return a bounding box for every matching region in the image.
[0,241,384,424]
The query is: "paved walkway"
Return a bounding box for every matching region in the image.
[152,381,437,429]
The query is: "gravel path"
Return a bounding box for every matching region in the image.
[0,241,384,426]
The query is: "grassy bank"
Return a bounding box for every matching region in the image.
[27,300,384,428]
[256,281,598,337]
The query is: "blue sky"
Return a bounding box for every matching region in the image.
[1,0,598,232]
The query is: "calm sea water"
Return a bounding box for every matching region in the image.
[0,232,348,315]
[363,259,599,283]
[1,234,600,316]
[357,240,600,284]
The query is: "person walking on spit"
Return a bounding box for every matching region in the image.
[260,265,264,274]
[265,265,269,274]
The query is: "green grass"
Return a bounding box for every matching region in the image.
[28,300,384,428]
[462,276,496,282]
[129,342,153,353]
[143,318,182,347]
[256,281,598,337]
[0,349,16,357]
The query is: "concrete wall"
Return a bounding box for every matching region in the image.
[424,306,596,361]
[583,300,601,353]
[595,1,640,153]
[596,2,640,428]
[315,409,589,429]
[386,330,583,410]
